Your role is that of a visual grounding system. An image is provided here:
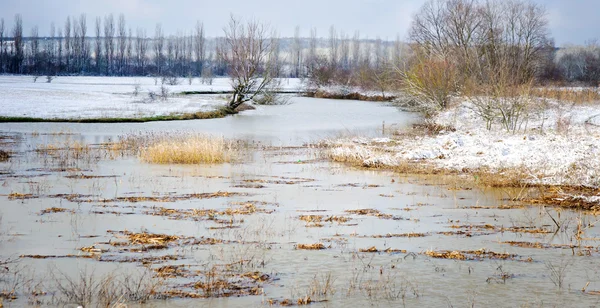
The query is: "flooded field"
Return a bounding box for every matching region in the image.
[1,97,600,307]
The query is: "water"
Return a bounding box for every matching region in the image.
[0,97,599,307]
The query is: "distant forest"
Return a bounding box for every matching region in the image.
[1,10,600,86]
[0,14,404,80]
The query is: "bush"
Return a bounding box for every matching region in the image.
[399,56,460,116]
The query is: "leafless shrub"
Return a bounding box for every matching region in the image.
[50,267,162,307]
[399,54,460,116]
[46,76,55,83]
[253,80,290,105]
[308,272,336,297]
[201,66,214,85]
[161,75,180,86]
[545,259,572,289]
[132,83,141,97]
[160,85,170,100]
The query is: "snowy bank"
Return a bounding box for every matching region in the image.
[0,76,302,120]
[326,99,600,190]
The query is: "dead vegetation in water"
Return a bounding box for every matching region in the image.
[144,201,276,221]
[344,208,404,220]
[153,265,194,279]
[337,183,382,188]
[298,215,351,227]
[423,248,529,261]
[105,230,225,253]
[241,177,315,185]
[7,192,37,200]
[159,267,274,299]
[500,241,598,252]
[0,150,9,162]
[39,207,74,215]
[73,191,244,204]
[449,224,552,234]
[524,187,600,212]
[120,133,242,165]
[267,296,324,306]
[64,174,119,179]
[359,247,407,253]
[296,243,327,250]
[367,233,428,238]
[48,267,162,307]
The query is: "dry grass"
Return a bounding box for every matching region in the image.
[423,249,526,261]
[295,243,326,250]
[138,134,239,164]
[532,88,600,105]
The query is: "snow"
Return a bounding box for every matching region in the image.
[313,84,395,98]
[327,99,600,191]
[0,76,303,119]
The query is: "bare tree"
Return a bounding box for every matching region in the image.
[47,22,56,74]
[136,28,148,74]
[269,30,282,77]
[57,28,63,70]
[126,27,133,75]
[194,21,205,75]
[103,14,114,74]
[11,14,24,73]
[410,0,550,88]
[95,17,102,73]
[339,31,350,70]
[64,16,72,72]
[79,14,88,73]
[30,25,40,73]
[154,23,164,75]
[308,28,317,74]
[117,14,126,75]
[0,18,4,72]
[291,26,302,77]
[328,25,339,68]
[218,16,275,111]
[409,0,450,58]
[351,31,361,69]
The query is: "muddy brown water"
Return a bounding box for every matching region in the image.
[1,97,600,307]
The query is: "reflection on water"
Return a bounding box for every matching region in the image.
[0,98,599,307]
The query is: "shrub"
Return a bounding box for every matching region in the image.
[400,56,460,116]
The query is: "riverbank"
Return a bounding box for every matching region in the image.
[323,97,600,209]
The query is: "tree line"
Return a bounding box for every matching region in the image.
[1,1,599,89]
[0,13,405,81]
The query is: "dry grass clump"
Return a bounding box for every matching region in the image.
[40,207,73,215]
[0,150,9,162]
[139,134,238,164]
[423,248,525,261]
[296,243,326,250]
[359,246,407,253]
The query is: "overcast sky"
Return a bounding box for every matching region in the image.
[0,0,598,46]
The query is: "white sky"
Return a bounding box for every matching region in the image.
[0,0,598,46]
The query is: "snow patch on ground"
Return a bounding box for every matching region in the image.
[0,76,303,119]
[327,99,600,191]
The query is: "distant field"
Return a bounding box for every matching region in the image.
[0,76,302,120]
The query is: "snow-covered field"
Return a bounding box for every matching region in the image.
[327,98,600,189]
[0,76,303,119]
